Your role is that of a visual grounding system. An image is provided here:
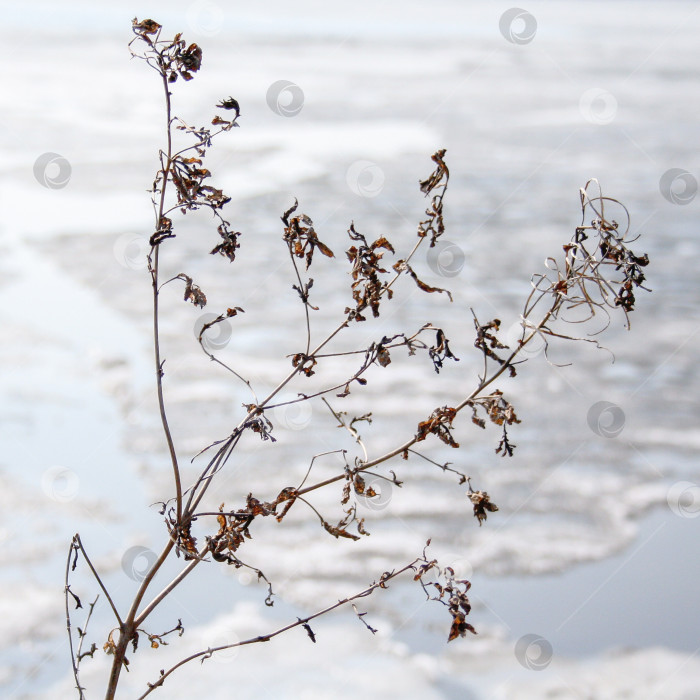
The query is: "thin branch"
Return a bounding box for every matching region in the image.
[64,536,85,700]
[136,559,421,699]
[322,398,369,462]
[72,534,122,626]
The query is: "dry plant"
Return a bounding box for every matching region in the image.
[63,18,651,700]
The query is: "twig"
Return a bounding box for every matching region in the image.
[136,559,421,699]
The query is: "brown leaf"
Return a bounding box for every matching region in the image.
[178,274,207,308]
[448,612,477,642]
[316,240,335,258]
[132,18,161,34]
[322,520,360,541]
[216,97,240,118]
[376,347,391,367]
[468,489,499,526]
[395,261,453,301]
[416,406,460,447]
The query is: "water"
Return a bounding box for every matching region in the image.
[2,1,700,697]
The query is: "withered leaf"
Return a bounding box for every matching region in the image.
[429,328,459,373]
[394,261,453,302]
[282,204,335,269]
[211,115,234,128]
[216,97,240,118]
[67,586,82,610]
[132,18,161,34]
[322,520,360,541]
[179,43,202,74]
[217,503,226,529]
[301,621,316,643]
[448,612,477,642]
[281,199,299,226]
[419,148,448,195]
[315,240,335,259]
[372,236,395,253]
[468,489,498,526]
[376,346,391,367]
[345,224,395,320]
[416,406,460,448]
[178,274,207,308]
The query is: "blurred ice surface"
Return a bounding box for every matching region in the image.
[1,1,699,697]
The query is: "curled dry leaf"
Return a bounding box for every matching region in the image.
[282,200,335,269]
[468,489,498,526]
[416,406,460,448]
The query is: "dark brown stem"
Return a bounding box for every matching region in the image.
[72,535,122,625]
[152,64,183,526]
[105,56,182,700]
[65,537,86,700]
